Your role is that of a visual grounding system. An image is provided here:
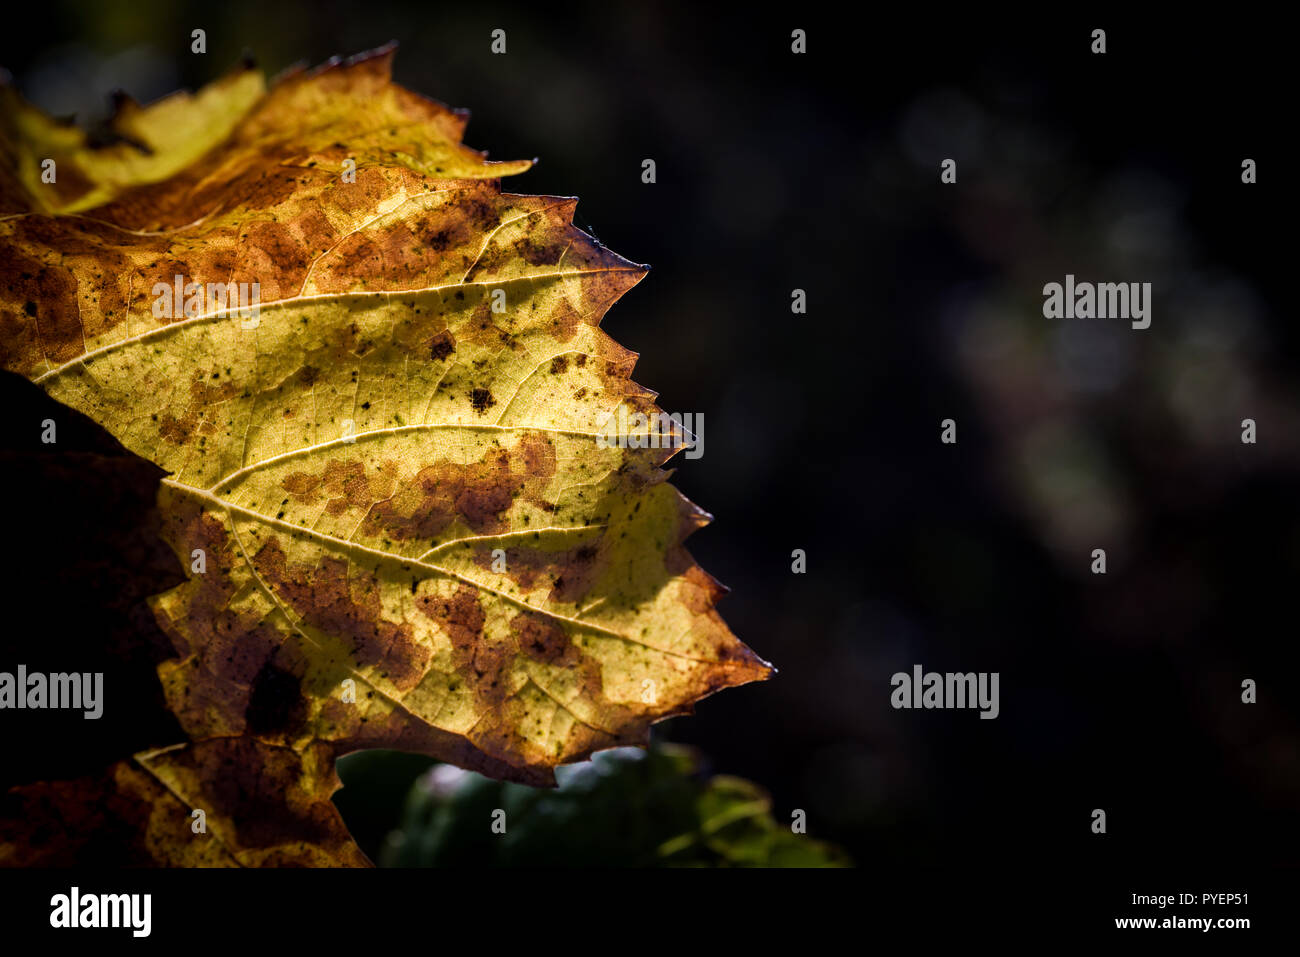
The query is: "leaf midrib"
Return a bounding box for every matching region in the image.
[32,266,643,384]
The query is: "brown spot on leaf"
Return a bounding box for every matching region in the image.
[517,237,565,266]
[418,584,484,651]
[421,585,512,708]
[255,541,430,692]
[429,330,455,361]
[281,471,321,501]
[476,535,606,605]
[549,299,582,342]
[511,611,579,667]
[245,661,306,734]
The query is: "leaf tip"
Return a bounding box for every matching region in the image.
[347,41,399,67]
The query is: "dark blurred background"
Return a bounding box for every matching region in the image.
[2,4,1296,867]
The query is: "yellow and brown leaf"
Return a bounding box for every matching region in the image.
[0,47,771,867]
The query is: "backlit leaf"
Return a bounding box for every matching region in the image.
[0,46,771,866]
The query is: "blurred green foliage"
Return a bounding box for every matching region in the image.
[344,743,849,867]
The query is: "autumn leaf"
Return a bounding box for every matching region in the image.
[0,46,772,866]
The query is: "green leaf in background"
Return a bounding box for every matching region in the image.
[347,742,849,867]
